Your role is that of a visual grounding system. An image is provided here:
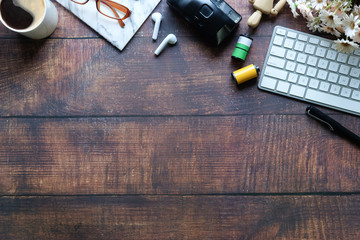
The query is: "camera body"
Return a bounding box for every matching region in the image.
[167,0,242,45]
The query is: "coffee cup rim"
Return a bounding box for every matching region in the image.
[0,0,47,33]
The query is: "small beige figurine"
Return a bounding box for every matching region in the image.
[248,0,287,28]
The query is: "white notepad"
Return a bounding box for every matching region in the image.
[56,0,161,51]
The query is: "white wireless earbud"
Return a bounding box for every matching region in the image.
[151,12,162,41]
[154,34,177,56]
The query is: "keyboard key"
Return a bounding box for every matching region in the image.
[294,41,305,51]
[349,78,360,89]
[290,85,306,97]
[273,35,284,46]
[328,62,339,72]
[330,84,341,95]
[341,87,351,97]
[297,53,307,63]
[339,76,350,86]
[354,49,360,56]
[287,31,297,38]
[306,67,317,77]
[298,34,308,41]
[276,27,286,35]
[350,67,360,78]
[326,50,337,60]
[270,45,286,57]
[267,56,286,68]
[261,76,277,90]
[309,79,320,89]
[319,82,330,92]
[328,73,339,83]
[276,81,290,93]
[284,39,295,48]
[286,50,296,60]
[288,73,298,83]
[296,64,307,74]
[348,56,359,66]
[352,90,360,100]
[337,53,348,63]
[309,37,319,44]
[307,56,318,66]
[317,70,328,80]
[305,89,360,113]
[339,64,350,75]
[305,44,316,54]
[286,61,296,71]
[315,47,326,57]
[264,66,288,80]
[320,40,331,47]
[318,59,329,69]
[298,76,309,86]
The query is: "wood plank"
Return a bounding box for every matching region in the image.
[1,195,360,239]
[0,117,359,195]
[0,35,350,116]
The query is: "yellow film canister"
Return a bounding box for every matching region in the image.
[232,64,260,85]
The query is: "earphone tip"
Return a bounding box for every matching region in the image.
[152,12,162,20]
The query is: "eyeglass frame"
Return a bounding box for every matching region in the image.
[71,0,131,28]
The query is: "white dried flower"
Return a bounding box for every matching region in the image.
[329,3,346,18]
[319,25,342,37]
[310,0,327,11]
[295,0,306,5]
[340,1,348,8]
[319,9,342,28]
[287,0,299,17]
[298,3,314,20]
[352,30,360,43]
[353,5,360,15]
[342,13,360,38]
[307,19,320,31]
[287,0,360,52]
[333,39,359,53]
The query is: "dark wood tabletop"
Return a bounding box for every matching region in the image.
[1,0,360,239]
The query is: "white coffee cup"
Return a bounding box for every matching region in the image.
[0,0,58,39]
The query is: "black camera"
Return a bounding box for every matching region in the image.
[167,0,242,45]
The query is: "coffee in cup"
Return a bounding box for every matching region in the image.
[0,0,58,39]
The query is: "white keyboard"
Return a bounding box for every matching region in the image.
[258,26,360,116]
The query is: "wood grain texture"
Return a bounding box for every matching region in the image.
[1,117,359,195]
[1,195,360,240]
[0,1,324,117]
[0,1,309,38]
[0,35,352,116]
[1,0,359,239]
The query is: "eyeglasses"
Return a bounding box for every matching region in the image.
[71,0,131,28]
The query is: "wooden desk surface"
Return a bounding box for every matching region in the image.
[1,0,359,239]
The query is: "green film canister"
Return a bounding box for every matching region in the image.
[232,34,253,61]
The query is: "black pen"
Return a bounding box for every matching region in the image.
[306,105,360,145]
